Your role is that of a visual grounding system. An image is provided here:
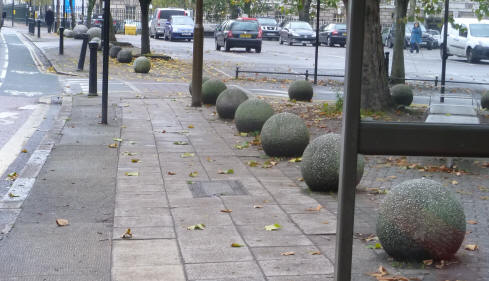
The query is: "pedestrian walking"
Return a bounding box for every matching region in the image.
[45,8,54,33]
[410,22,422,54]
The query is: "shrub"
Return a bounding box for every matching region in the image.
[481,92,489,109]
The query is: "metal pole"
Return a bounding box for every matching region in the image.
[81,0,84,24]
[11,0,14,27]
[37,19,41,37]
[77,34,89,71]
[440,0,449,103]
[88,41,98,96]
[313,0,320,85]
[384,52,390,78]
[101,0,110,124]
[334,0,366,280]
[59,26,64,54]
[190,0,203,107]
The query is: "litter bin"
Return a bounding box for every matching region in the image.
[124,24,137,35]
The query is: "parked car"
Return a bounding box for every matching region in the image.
[441,18,489,63]
[163,15,194,41]
[381,26,391,46]
[319,23,347,47]
[150,8,187,39]
[385,22,436,50]
[215,19,262,53]
[279,21,316,46]
[426,29,441,47]
[90,14,117,30]
[257,17,279,40]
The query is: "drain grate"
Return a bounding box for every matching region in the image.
[188,180,247,198]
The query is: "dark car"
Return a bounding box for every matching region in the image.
[164,15,194,41]
[319,23,347,47]
[385,22,436,50]
[91,14,117,29]
[279,21,316,46]
[215,19,262,53]
[257,17,279,40]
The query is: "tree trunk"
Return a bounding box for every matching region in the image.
[390,0,408,85]
[109,10,116,42]
[87,0,95,28]
[140,1,150,54]
[361,0,393,110]
[56,0,60,31]
[408,0,416,21]
[69,0,75,28]
[298,0,312,22]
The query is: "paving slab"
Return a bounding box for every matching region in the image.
[425,114,480,124]
[429,104,477,116]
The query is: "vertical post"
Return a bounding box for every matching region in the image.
[81,0,84,24]
[313,0,320,85]
[440,0,449,103]
[88,41,98,96]
[77,34,89,71]
[101,0,110,124]
[59,26,64,54]
[37,19,41,37]
[384,51,390,78]
[435,76,438,87]
[191,0,203,107]
[335,0,366,280]
[11,0,14,27]
[235,66,239,80]
[305,70,309,81]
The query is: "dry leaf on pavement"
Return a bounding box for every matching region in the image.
[281,251,295,256]
[56,219,69,226]
[220,209,232,213]
[306,205,323,212]
[108,143,118,148]
[231,243,243,247]
[464,244,478,251]
[467,220,478,225]
[122,228,133,239]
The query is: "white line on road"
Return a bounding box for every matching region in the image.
[206,64,232,78]
[0,32,9,88]
[17,32,45,73]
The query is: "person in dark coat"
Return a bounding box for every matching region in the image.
[410,22,422,54]
[45,8,54,33]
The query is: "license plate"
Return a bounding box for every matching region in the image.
[240,34,251,38]
[182,33,191,36]
[343,33,347,36]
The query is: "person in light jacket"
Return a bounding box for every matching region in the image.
[410,22,422,54]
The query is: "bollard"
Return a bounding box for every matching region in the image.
[37,19,41,38]
[59,27,64,55]
[77,34,89,71]
[435,76,439,87]
[88,41,98,96]
[235,66,239,80]
[305,70,309,81]
[384,52,390,78]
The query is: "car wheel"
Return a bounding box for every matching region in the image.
[187,39,192,42]
[288,37,293,46]
[427,42,432,50]
[169,32,173,41]
[225,40,230,52]
[340,43,345,48]
[466,48,479,63]
[215,40,221,51]
[246,47,251,52]
[155,33,159,39]
[255,46,261,53]
[279,37,283,45]
[327,37,334,47]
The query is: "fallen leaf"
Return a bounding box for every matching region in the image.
[235,142,250,150]
[288,157,302,163]
[265,224,281,231]
[306,205,323,212]
[281,251,295,256]
[239,132,248,137]
[467,220,478,225]
[247,160,259,167]
[478,185,489,192]
[173,141,189,145]
[220,209,232,213]
[56,219,69,226]
[125,172,139,176]
[187,224,206,230]
[451,180,459,185]
[217,169,234,174]
[262,160,278,168]
[181,152,195,158]
[231,243,243,247]
[464,244,478,251]
[422,259,433,266]
[6,172,18,181]
[122,228,133,239]
[188,125,194,128]
[189,171,198,177]
[8,192,19,198]
[131,159,140,163]
[297,177,304,181]
[108,143,118,148]
[113,138,123,142]
[481,196,489,200]
[167,171,176,175]
[309,251,321,255]
[21,149,28,153]
[123,152,137,156]
[253,205,263,209]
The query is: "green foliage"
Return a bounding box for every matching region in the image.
[481,92,489,110]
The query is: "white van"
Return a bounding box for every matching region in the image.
[150,8,188,39]
[441,18,489,63]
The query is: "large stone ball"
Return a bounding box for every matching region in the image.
[87,27,102,40]
[391,84,413,106]
[117,49,133,63]
[109,46,122,58]
[235,99,274,133]
[133,56,151,73]
[288,80,313,101]
[189,77,210,94]
[481,91,489,109]
[73,24,88,37]
[261,113,309,157]
[377,178,466,261]
[301,134,364,192]
[63,29,74,38]
[216,88,249,119]
[202,79,227,105]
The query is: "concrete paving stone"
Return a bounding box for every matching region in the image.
[113,214,174,227]
[117,176,164,186]
[114,206,170,217]
[116,184,164,193]
[425,114,480,124]
[157,142,196,153]
[289,213,337,235]
[172,205,233,227]
[280,204,330,214]
[238,224,313,247]
[258,255,334,276]
[112,265,186,281]
[112,239,181,267]
[270,192,321,206]
[307,235,336,261]
[0,209,21,234]
[112,226,176,240]
[115,191,166,201]
[169,197,224,208]
[117,167,162,175]
[185,261,264,280]
[220,195,276,208]
[154,134,189,143]
[251,246,323,260]
[116,197,168,209]
[228,204,291,226]
[252,168,289,178]
[189,278,266,281]
[430,104,477,116]
[267,275,333,281]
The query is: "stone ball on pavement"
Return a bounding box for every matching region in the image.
[261,112,309,157]
[235,99,274,133]
[189,77,210,95]
[376,178,466,261]
[63,29,74,38]
[117,49,133,63]
[301,133,364,192]
[288,80,314,101]
[87,27,102,40]
[202,79,227,105]
[481,91,489,109]
[109,46,122,58]
[133,56,151,73]
[391,84,414,106]
[73,24,88,36]
[216,88,248,119]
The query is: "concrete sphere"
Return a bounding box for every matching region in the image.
[391,84,414,106]
[301,134,364,192]
[202,79,227,105]
[133,56,151,73]
[87,27,102,40]
[235,99,274,133]
[481,92,489,109]
[216,88,249,119]
[117,49,133,63]
[288,80,313,101]
[377,178,466,261]
[261,112,309,157]
[189,77,210,94]
[63,29,74,38]
[73,24,88,36]
[109,46,122,58]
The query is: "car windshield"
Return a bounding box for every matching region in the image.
[159,10,185,20]
[335,24,346,30]
[291,22,312,30]
[469,24,489,37]
[406,23,427,33]
[258,18,276,26]
[231,21,259,31]
[172,16,193,25]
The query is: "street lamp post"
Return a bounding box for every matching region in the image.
[101,0,110,124]
[191,0,204,107]
[313,0,320,84]
[11,0,14,27]
[440,0,449,103]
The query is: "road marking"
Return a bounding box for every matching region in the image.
[17,32,45,72]
[0,103,49,177]
[0,32,8,88]
[206,64,232,78]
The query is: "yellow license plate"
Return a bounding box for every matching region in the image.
[240,34,252,38]
[343,33,347,36]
